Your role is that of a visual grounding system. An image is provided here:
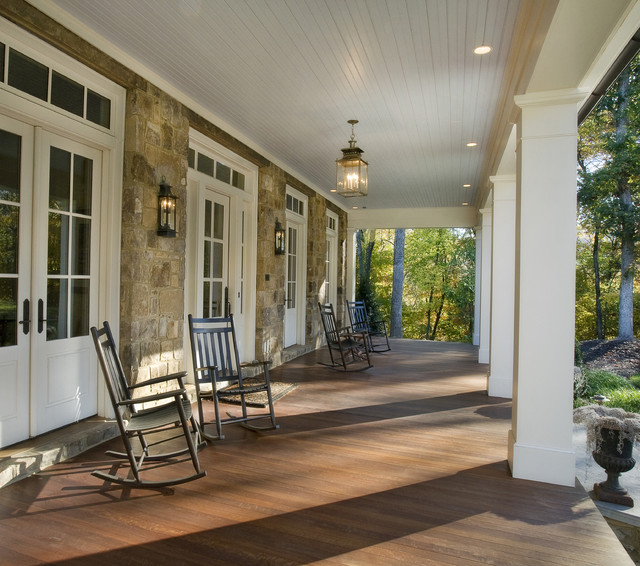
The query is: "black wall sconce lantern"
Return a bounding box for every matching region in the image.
[275,218,286,255]
[157,176,177,237]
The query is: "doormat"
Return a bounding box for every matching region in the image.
[222,379,298,408]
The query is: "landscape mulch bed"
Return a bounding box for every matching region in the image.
[580,338,640,377]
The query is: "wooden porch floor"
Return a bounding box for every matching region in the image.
[0,340,632,565]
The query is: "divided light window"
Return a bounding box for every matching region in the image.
[188,147,246,190]
[286,194,304,216]
[0,42,111,129]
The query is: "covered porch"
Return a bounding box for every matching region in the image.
[0,340,632,565]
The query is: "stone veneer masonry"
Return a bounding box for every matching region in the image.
[2,0,348,388]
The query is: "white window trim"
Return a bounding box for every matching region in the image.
[0,17,125,420]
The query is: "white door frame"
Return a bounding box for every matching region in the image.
[284,185,308,347]
[186,130,258,362]
[324,210,339,307]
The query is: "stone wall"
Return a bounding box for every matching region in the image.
[256,163,287,365]
[119,84,190,384]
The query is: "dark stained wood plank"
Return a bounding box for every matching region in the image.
[0,340,633,565]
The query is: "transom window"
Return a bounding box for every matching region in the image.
[188,148,246,190]
[0,42,111,129]
[286,193,304,216]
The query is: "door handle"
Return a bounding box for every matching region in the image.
[38,299,47,334]
[224,286,232,317]
[18,299,30,335]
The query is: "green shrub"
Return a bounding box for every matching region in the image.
[582,370,632,397]
[603,388,640,413]
[574,369,640,412]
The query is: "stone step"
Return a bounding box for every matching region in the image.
[0,417,120,489]
[0,385,202,489]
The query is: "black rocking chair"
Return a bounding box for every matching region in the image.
[90,321,206,488]
[318,303,372,371]
[346,299,391,353]
[188,314,279,440]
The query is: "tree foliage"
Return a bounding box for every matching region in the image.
[577,55,640,339]
[359,228,475,342]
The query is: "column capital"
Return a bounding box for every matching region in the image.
[490,174,516,185]
[515,88,590,109]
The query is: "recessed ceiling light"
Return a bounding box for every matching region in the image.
[462,202,469,206]
[463,184,471,188]
[330,188,337,192]
[474,45,492,55]
[352,206,358,210]
[466,142,478,147]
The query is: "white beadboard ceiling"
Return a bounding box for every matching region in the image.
[46,0,523,211]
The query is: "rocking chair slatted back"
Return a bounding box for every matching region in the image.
[191,318,240,385]
[92,323,133,417]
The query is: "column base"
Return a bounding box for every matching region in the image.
[508,429,575,486]
[488,373,512,399]
[478,348,490,364]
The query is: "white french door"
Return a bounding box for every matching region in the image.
[198,189,229,318]
[284,223,299,347]
[0,116,101,446]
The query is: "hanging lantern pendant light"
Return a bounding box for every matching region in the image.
[336,119,368,197]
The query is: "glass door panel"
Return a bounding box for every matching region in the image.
[0,129,22,347]
[284,223,299,347]
[200,191,229,318]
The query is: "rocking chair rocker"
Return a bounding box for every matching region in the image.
[91,322,206,488]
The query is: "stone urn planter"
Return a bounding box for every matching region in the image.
[574,405,640,507]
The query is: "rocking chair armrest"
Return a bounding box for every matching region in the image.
[118,388,188,406]
[128,371,188,390]
[240,359,273,370]
[336,326,354,334]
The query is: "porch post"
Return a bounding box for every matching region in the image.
[478,208,492,364]
[473,225,481,346]
[488,175,516,398]
[345,228,356,302]
[509,89,586,486]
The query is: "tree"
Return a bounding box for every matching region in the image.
[355,228,384,323]
[578,57,640,339]
[402,228,475,341]
[390,228,404,337]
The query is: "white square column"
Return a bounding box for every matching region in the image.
[345,228,356,302]
[488,175,516,399]
[473,226,481,346]
[509,89,587,486]
[478,208,492,364]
